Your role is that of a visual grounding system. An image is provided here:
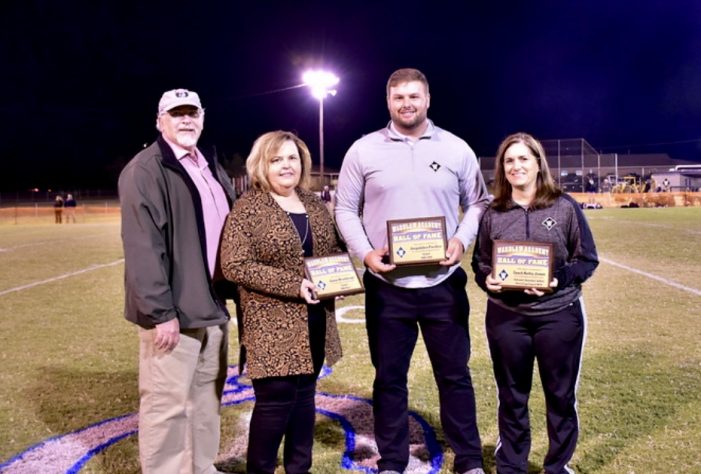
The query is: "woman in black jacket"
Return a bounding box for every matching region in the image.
[472,132,598,474]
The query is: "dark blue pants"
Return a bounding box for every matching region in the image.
[364,268,483,473]
[486,299,585,474]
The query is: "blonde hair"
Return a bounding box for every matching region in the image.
[492,132,561,210]
[246,131,313,192]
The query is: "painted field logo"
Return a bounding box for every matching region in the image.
[0,364,444,474]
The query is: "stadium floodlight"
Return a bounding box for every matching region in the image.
[302,70,339,183]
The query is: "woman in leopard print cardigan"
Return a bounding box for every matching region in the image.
[220,131,343,474]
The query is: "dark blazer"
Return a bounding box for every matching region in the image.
[220,187,343,379]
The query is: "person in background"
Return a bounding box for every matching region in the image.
[335,68,488,474]
[472,132,598,474]
[320,184,333,214]
[64,193,77,223]
[220,130,343,474]
[53,195,64,223]
[119,88,236,474]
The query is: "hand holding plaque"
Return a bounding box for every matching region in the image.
[386,216,448,266]
[304,253,364,300]
[492,240,554,292]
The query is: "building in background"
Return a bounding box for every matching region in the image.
[479,138,700,194]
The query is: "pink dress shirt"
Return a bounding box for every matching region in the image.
[164,138,230,277]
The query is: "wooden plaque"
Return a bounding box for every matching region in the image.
[304,253,364,300]
[386,216,448,266]
[492,240,554,292]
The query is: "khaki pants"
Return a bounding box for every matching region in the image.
[138,322,228,474]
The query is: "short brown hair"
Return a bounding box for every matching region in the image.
[492,132,562,210]
[246,131,313,192]
[386,68,429,97]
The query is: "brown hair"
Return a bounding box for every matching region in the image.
[246,131,312,192]
[491,132,562,211]
[386,68,429,97]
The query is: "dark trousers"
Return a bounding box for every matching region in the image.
[247,374,318,474]
[364,268,483,473]
[486,299,585,474]
[246,306,326,474]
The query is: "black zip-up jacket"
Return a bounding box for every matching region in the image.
[471,194,598,315]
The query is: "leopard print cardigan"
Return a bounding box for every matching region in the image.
[220,188,343,379]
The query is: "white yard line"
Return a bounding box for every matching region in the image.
[4,256,697,301]
[0,259,124,297]
[0,232,116,252]
[600,256,701,296]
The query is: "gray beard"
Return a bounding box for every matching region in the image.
[175,133,199,149]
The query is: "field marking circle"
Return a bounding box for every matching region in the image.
[335,305,365,324]
[0,365,443,474]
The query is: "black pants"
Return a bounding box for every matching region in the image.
[246,305,325,474]
[486,299,585,474]
[364,268,483,473]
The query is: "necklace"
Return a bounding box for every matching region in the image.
[287,212,309,246]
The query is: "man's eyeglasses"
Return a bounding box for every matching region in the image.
[166,108,203,119]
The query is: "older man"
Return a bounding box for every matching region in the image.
[119,89,236,473]
[335,69,489,474]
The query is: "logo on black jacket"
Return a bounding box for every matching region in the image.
[542,216,557,231]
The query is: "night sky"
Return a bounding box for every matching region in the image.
[2,1,701,191]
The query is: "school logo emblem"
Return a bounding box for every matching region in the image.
[542,216,557,231]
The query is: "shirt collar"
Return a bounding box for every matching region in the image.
[161,134,200,162]
[387,119,435,142]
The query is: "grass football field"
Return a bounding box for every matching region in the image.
[0,207,700,473]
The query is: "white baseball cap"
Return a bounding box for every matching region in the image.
[158,88,202,115]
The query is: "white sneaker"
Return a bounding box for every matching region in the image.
[462,469,485,474]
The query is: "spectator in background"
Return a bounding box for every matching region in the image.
[320,184,333,214]
[53,195,64,223]
[64,194,77,223]
[585,177,597,206]
[662,177,671,192]
[119,88,236,474]
[585,177,596,193]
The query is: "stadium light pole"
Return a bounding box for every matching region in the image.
[302,70,339,185]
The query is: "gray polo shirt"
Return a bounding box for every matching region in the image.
[335,120,489,288]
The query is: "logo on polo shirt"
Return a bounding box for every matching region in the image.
[429,161,441,172]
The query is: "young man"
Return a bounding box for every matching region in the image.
[119,89,236,473]
[335,69,489,474]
